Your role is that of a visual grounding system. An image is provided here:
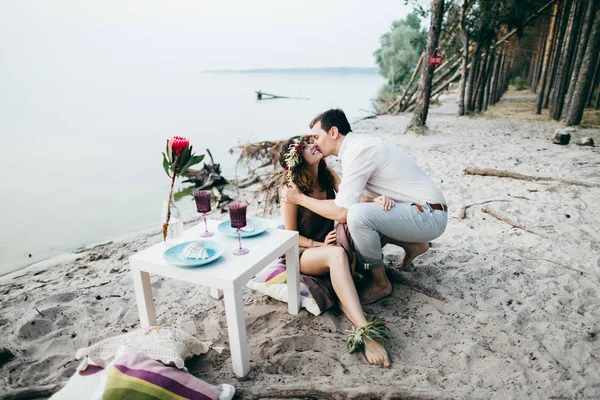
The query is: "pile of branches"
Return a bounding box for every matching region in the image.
[181,148,233,211]
[230,140,286,215]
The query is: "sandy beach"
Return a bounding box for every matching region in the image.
[1,93,599,399]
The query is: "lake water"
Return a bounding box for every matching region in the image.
[0,71,384,275]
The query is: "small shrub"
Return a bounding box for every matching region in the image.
[513,76,527,91]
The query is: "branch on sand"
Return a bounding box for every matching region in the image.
[481,206,542,236]
[456,199,511,220]
[236,383,447,400]
[385,267,446,302]
[0,382,66,400]
[463,168,600,188]
[513,247,596,278]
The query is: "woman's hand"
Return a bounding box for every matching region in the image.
[281,183,303,205]
[324,229,337,246]
[374,195,395,211]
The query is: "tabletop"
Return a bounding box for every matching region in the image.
[129,218,298,287]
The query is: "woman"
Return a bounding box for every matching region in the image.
[279,135,390,368]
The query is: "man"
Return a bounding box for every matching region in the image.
[281,109,447,304]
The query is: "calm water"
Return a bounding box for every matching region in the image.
[0,72,384,274]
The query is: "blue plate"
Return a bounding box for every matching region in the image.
[217,217,269,238]
[163,240,224,267]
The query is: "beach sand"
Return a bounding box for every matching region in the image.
[1,93,599,399]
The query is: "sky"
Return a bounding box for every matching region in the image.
[0,0,413,71]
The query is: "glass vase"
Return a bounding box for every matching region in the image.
[161,187,184,247]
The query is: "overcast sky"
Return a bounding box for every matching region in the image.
[0,0,413,71]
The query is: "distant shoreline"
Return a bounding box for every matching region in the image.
[202,67,379,74]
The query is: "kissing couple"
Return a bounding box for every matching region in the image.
[278,109,448,368]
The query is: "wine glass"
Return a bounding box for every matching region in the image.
[192,190,214,237]
[227,202,249,255]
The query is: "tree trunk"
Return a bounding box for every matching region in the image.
[586,57,600,107]
[550,0,580,119]
[564,2,600,125]
[543,0,568,108]
[492,48,505,104]
[532,18,550,91]
[409,0,445,128]
[562,0,594,121]
[536,1,559,113]
[482,52,494,111]
[486,49,502,109]
[466,43,481,112]
[458,0,470,116]
[545,0,572,109]
[477,48,494,112]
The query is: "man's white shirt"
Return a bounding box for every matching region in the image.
[334,132,446,209]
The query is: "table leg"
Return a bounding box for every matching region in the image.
[285,243,301,315]
[223,284,250,377]
[210,287,223,299]
[131,268,157,328]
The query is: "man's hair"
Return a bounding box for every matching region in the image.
[309,109,352,136]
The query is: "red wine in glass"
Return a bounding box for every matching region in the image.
[227,202,249,255]
[193,190,214,237]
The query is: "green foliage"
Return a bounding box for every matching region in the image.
[377,83,401,103]
[346,317,389,353]
[512,76,527,90]
[374,12,427,86]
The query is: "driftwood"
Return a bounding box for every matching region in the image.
[482,206,541,236]
[463,167,600,188]
[182,149,228,189]
[513,247,596,278]
[0,382,66,400]
[230,140,286,214]
[255,91,309,101]
[235,383,447,400]
[456,199,511,220]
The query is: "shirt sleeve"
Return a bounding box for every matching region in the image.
[334,145,378,209]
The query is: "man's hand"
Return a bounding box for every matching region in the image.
[374,195,395,211]
[324,229,337,246]
[281,183,304,205]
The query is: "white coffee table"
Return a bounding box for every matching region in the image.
[128,218,300,377]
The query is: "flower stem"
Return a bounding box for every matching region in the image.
[162,172,177,241]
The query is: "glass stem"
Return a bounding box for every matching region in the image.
[203,213,208,232]
[237,228,242,250]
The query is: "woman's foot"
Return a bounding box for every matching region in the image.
[364,339,390,368]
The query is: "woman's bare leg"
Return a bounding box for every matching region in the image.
[300,247,390,368]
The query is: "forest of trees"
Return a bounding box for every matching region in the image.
[376,0,600,128]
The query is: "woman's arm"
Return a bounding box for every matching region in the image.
[281,197,325,247]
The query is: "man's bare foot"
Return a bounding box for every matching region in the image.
[401,242,430,269]
[360,278,392,305]
[364,339,390,368]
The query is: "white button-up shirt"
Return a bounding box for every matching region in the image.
[334,133,446,209]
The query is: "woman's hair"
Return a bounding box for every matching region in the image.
[279,136,334,195]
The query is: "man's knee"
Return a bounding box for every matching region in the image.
[347,203,373,229]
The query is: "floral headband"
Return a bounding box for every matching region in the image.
[284,135,312,183]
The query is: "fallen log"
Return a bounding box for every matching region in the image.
[482,206,541,236]
[464,168,600,188]
[236,383,447,400]
[182,149,229,189]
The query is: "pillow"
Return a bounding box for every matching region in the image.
[247,261,323,316]
[93,346,235,400]
[76,326,211,371]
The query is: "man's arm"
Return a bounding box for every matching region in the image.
[298,196,348,223]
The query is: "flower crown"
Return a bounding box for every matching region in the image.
[284,135,312,183]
